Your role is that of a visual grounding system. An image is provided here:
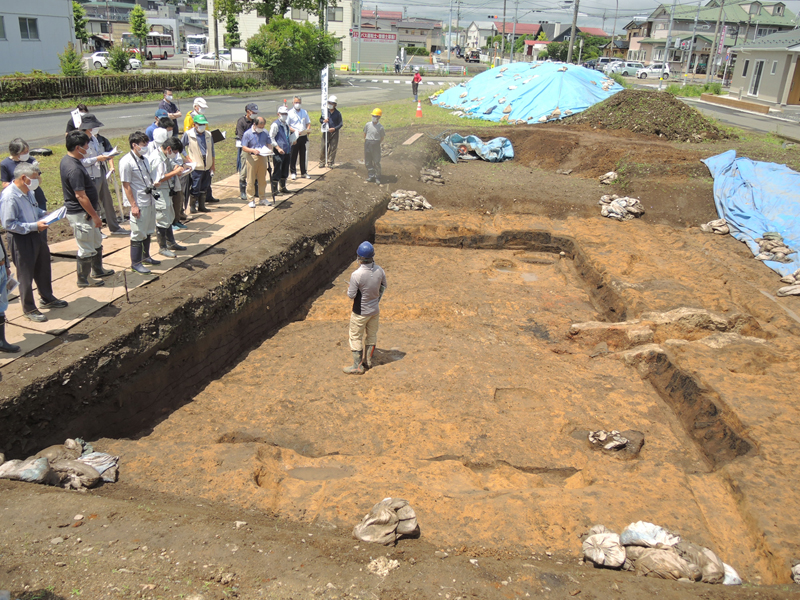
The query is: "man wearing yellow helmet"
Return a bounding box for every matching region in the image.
[363,108,385,184]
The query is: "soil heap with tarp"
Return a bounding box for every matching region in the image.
[432,62,624,124]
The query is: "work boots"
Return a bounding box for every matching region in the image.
[77,256,104,288]
[279,178,289,194]
[142,235,161,266]
[91,245,115,278]
[0,317,20,353]
[197,192,210,213]
[189,194,198,214]
[156,227,176,258]
[364,345,376,369]
[130,240,151,274]
[342,350,365,375]
[166,227,186,251]
[271,180,280,197]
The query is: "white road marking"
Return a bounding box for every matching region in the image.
[393,80,400,83]
[383,79,389,83]
[371,79,378,82]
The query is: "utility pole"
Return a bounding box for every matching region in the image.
[105,0,111,43]
[566,0,579,63]
[610,0,618,59]
[682,0,701,85]
[356,0,362,72]
[659,0,676,91]
[447,0,453,64]
[207,0,218,59]
[706,0,725,83]
[456,0,461,47]
[510,0,518,62]
[500,0,507,58]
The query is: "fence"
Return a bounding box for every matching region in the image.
[0,70,273,103]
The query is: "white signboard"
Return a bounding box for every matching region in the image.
[321,66,329,132]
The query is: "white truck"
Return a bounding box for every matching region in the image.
[186,34,208,57]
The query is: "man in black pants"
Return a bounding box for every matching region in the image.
[0,163,68,322]
[288,96,311,180]
[268,106,292,195]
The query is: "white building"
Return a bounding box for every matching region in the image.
[0,0,74,75]
[465,20,495,49]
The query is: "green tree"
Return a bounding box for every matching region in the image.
[72,1,89,49]
[225,12,241,47]
[536,31,547,41]
[246,17,337,85]
[128,4,149,56]
[108,45,132,72]
[59,42,85,76]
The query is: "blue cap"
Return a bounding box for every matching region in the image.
[155,108,169,118]
[357,241,374,258]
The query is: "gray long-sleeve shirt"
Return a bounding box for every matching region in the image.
[347,262,387,316]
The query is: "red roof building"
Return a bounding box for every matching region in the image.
[361,10,403,20]
[492,21,542,36]
[578,27,609,37]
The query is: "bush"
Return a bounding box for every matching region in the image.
[108,45,131,72]
[59,42,85,77]
[609,73,629,88]
[403,46,429,57]
[665,82,723,98]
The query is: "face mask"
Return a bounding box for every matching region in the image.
[91,128,98,136]
[26,177,40,191]
[196,107,204,114]
[132,145,142,156]
[165,151,174,159]
[372,117,379,123]
[166,94,173,101]
[280,114,288,122]
[18,153,30,162]
[327,103,334,110]
[196,125,206,133]
[77,145,88,157]
[254,127,264,134]
[293,103,301,110]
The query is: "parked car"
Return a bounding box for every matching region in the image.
[603,60,624,74]
[584,59,598,69]
[186,51,234,69]
[595,57,616,71]
[608,61,645,76]
[465,49,480,63]
[636,63,670,79]
[89,51,141,71]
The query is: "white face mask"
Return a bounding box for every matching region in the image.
[18,153,30,162]
[254,127,264,134]
[372,117,379,123]
[196,125,206,133]
[279,114,288,122]
[132,145,142,156]
[327,103,334,110]
[293,103,301,110]
[27,177,40,191]
[91,128,99,136]
[196,107,204,114]
[166,94,173,101]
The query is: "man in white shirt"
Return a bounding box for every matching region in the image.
[120,131,161,274]
[287,96,311,180]
[149,135,187,258]
[78,113,126,235]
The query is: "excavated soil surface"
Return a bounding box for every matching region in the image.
[2,125,800,600]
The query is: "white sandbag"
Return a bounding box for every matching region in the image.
[0,457,58,485]
[722,562,742,585]
[76,452,120,483]
[353,497,419,545]
[51,459,101,490]
[35,439,82,461]
[791,563,800,584]
[620,521,681,548]
[583,532,626,568]
[675,541,725,584]
[635,548,701,581]
[624,545,649,561]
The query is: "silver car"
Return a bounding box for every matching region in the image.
[609,61,645,77]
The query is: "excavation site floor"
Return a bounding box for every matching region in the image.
[2,122,800,600]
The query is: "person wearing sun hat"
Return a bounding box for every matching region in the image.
[181,112,214,214]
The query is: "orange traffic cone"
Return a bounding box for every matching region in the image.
[416,100,422,118]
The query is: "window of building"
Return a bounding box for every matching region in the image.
[757,27,777,37]
[334,41,343,61]
[19,17,39,40]
[742,59,750,77]
[291,8,310,20]
[0,16,5,40]
[100,22,109,33]
[771,59,778,74]
[327,6,343,22]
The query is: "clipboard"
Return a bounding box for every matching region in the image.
[210,129,226,143]
[43,206,67,225]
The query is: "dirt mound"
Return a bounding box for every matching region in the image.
[569,89,735,142]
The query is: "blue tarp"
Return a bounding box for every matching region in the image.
[702,150,800,276]
[432,62,624,123]
[444,133,514,162]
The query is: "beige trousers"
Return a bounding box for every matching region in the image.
[245,153,268,202]
[349,312,380,351]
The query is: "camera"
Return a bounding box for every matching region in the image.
[144,186,160,200]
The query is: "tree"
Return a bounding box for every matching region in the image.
[536,31,547,41]
[225,12,241,47]
[246,17,337,85]
[59,42,85,76]
[108,45,132,72]
[72,1,89,49]
[129,4,149,56]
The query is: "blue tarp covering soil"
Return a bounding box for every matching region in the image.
[432,62,624,124]
[703,150,800,276]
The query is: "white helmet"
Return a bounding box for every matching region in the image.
[328,95,338,104]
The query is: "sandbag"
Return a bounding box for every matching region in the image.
[583,532,626,568]
[353,498,419,545]
[76,452,119,483]
[723,562,742,585]
[675,541,725,584]
[624,545,649,561]
[0,457,59,485]
[620,521,681,548]
[791,563,800,584]
[50,459,101,490]
[635,548,701,581]
[35,439,82,462]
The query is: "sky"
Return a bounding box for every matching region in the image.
[367,0,800,36]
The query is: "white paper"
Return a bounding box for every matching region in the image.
[71,108,82,128]
[222,131,226,139]
[103,147,119,157]
[258,147,273,157]
[43,206,67,225]
[182,161,197,174]
[235,140,242,148]
[105,169,114,180]
[7,276,18,294]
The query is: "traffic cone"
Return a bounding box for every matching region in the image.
[416,100,422,118]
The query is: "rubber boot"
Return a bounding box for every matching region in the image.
[156,228,176,258]
[364,345,376,369]
[271,180,280,197]
[189,195,198,214]
[342,350,365,375]
[142,235,161,265]
[130,240,151,274]
[279,178,289,194]
[197,192,210,213]
[0,319,20,353]
[166,227,186,251]
[77,256,104,288]
[91,245,115,278]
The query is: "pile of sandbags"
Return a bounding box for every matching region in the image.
[754,233,795,263]
[700,218,730,235]
[599,194,645,221]
[420,168,445,185]
[599,171,618,185]
[388,190,433,212]
[0,438,119,491]
[353,497,419,545]
[582,521,741,585]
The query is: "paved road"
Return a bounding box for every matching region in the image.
[0,79,447,148]
[682,98,800,141]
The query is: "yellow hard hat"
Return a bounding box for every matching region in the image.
[371,108,382,117]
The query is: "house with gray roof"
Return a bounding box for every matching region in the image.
[729,29,800,105]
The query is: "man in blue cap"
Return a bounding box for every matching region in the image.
[344,241,387,375]
[146,109,170,142]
